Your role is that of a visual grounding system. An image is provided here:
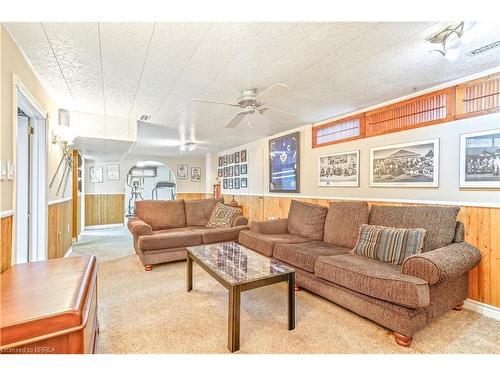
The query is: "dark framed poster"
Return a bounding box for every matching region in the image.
[269,131,300,193]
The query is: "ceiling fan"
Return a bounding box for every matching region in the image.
[191,83,297,128]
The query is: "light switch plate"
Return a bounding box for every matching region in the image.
[7,161,15,180]
[0,160,6,180]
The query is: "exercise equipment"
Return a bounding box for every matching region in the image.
[152,181,176,200]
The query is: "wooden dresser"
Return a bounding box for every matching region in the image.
[0,255,99,354]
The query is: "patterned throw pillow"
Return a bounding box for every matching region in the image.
[207,203,241,228]
[352,224,426,266]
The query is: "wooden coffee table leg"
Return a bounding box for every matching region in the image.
[288,272,296,330]
[186,255,193,292]
[228,285,241,352]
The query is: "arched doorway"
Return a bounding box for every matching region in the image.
[124,161,176,217]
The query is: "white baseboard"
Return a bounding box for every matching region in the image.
[84,223,124,230]
[64,247,73,257]
[464,299,500,320]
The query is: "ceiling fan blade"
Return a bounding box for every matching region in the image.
[255,83,291,102]
[191,98,242,108]
[261,107,297,117]
[225,112,247,128]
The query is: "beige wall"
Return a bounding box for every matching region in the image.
[0,25,71,212]
[212,112,500,207]
[84,154,206,195]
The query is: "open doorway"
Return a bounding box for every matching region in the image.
[124,161,176,217]
[14,86,48,264]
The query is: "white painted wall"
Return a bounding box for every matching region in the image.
[211,112,500,207]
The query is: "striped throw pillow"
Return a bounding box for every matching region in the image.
[207,202,241,228]
[352,224,426,266]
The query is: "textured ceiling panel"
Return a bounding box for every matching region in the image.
[6,22,500,158]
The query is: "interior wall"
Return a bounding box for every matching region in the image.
[213,113,500,206]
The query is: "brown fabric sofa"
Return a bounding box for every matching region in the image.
[128,197,249,270]
[238,200,481,347]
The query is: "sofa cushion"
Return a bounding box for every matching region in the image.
[368,205,460,252]
[238,230,311,257]
[207,202,241,228]
[135,199,186,231]
[314,254,430,308]
[188,225,249,244]
[185,198,224,226]
[274,241,349,272]
[138,230,202,251]
[352,224,426,266]
[287,200,328,241]
[324,201,369,248]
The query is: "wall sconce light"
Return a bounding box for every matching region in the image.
[52,109,75,145]
[426,22,465,59]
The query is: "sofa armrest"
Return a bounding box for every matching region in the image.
[249,218,288,234]
[127,217,153,238]
[231,214,248,227]
[402,242,481,285]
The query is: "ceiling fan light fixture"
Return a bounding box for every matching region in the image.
[180,142,195,152]
[426,22,465,58]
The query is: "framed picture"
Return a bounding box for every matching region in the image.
[107,164,120,181]
[223,155,227,166]
[228,165,233,177]
[241,164,247,174]
[241,149,247,162]
[228,154,234,164]
[223,167,228,177]
[234,151,240,163]
[269,131,300,193]
[370,138,439,187]
[191,167,201,182]
[234,164,240,176]
[235,178,240,189]
[241,177,247,188]
[460,128,500,189]
[223,179,228,189]
[228,178,234,189]
[218,168,223,178]
[177,164,188,180]
[318,150,359,187]
[89,166,103,183]
[218,156,223,167]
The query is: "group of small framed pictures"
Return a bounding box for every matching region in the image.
[317,128,500,189]
[89,164,120,183]
[176,164,201,182]
[218,150,248,190]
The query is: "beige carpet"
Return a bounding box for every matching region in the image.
[73,228,500,354]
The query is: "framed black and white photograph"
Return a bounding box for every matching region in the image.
[223,179,228,189]
[370,138,439,187]
[318,150,359,187]
[460,128,500,189]
[218,156,223,167]
[89,166,103,183]
[177,164,188,180]
[228,178,234,189]
[223,155,227,166]
[241,149,247,162]
[241,177,247,188]
[234,164,240,176]
[269,131,300,193]
[228,154,234,164]
[191,167,201,182]
[223,167,228,177]
[218,168,223,178]
[107,164,120,181]
[234,151,240,163]
[228,165,233,177]
[235,178,240,189]
[241,164,247,174]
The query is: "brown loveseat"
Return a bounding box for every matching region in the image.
[238,200,481,347]
[128,197,248,270]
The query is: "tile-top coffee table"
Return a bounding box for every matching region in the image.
[186,241,295,352]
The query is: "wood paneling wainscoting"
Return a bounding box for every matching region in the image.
[176,192,208,201]
[1,213,14,273]
[48,199,73,259]
[85,194,124,226]
[222,194,500,309]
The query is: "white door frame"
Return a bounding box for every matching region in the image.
[12,74,49,263]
